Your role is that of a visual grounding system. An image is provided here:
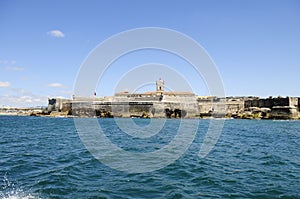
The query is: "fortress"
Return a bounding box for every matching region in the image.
[47,79,300,119]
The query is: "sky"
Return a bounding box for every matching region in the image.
[0,0,300,107]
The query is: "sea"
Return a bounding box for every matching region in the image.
[0,116,299,198]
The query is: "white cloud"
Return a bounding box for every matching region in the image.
[0,60,8,64]
[47,83,64,88]
[47,30,65,38]
[0,86,72,107]
[5,66,25,71]
[0,81,10,87]
[0,60,17,65]
[0,95,47,107]
[0,87,49,107]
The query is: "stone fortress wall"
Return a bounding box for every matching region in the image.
[47,80,300,119]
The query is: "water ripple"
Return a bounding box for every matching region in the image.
[0,116,299,198]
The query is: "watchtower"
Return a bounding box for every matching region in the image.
[156,79,164,95]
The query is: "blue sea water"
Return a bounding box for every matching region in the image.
[0,116,299,198]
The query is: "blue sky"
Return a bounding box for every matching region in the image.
[0,0,300,107]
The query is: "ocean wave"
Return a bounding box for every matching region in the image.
[0,175,41,199]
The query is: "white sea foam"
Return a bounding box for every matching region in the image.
[1,175,40,199]
[1,191,39,199]
[3,194,36,199]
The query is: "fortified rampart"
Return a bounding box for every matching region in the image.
[47,95,300,119]
[46,80,300,119]
[244,96,299,119]
[244,96,298,108]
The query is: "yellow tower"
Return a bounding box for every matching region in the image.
[156,78,164,95]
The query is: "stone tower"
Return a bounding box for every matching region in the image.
[156,79,164,95]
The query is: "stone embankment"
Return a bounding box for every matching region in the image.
[45,95,300,119]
